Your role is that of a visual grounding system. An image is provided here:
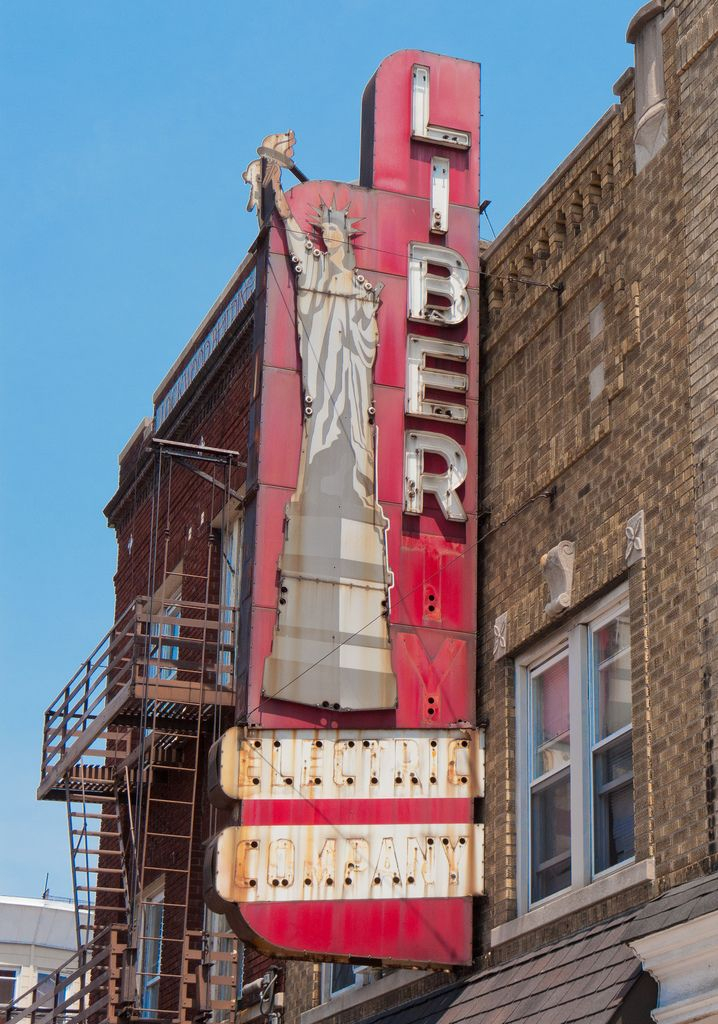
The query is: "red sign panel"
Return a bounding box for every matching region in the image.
[206,49,482,967]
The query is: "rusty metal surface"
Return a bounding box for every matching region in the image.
[5,925,126,1024]
[210,726,483,803]
[219,48,481,968]
[38,597,235,800]
[212,822,483,903]
[245,52,481,731]
[204,725,484,963]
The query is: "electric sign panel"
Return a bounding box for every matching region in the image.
[205,49,482,968]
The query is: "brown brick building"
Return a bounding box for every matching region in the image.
[9,2,718,1024]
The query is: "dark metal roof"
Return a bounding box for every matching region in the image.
[623,868,718,942]
[363,913,643,1024]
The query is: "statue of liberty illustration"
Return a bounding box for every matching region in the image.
[244,132,397,710]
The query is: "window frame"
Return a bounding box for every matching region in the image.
[588,600,634,877]
[136,877,165,1017]
[515,585,632,916]
[35,972,69,1016]
[219,515,243,689]
[0,968,17,1009]
[527,644,572,903]
[319,963,363,1002]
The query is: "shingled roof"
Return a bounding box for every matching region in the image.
[623,868,718,942]
[363,912,648,1024]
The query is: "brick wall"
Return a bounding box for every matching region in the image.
[480,13,706,964]
[108,313,254,612]
[676,0,718,869]
[100,306,284,1013]
[283,962,318,1024]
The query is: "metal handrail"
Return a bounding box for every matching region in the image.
[39,597,236,792]
[40,601,143,780]
[5,926,126,1024]
[182,928,241,1022]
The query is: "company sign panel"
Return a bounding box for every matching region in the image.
[210,729,483,903]
[206,50,482,967]
[213,825,481,902]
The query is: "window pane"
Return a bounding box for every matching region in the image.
[531,770,571,902]
[207,911,237,1022]
[142,904,163,975]
[330,963,357,994]
[0,970,16,1006]
[220,521,240,689]
[140,894,164,1015]
[594,737,634,872]
[593,613,631,739]
[531,654,570,779]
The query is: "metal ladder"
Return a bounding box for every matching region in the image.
[66,761,131,951]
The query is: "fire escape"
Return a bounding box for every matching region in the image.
[7,441,244,1024]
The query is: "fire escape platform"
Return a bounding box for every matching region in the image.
[38,678,234,801]
[38,596,236,802]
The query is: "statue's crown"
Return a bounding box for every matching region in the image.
[309,195,363,238]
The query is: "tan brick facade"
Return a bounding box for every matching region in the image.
[481,7,703,952]
[677,0,718,871]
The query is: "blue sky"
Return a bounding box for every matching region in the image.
[0,1,638,900]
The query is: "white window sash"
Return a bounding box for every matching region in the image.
[516,586,632,915]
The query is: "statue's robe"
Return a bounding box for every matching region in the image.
[262,213,398,711]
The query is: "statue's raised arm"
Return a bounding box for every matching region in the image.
[243,130,301,230]
[264,160,292,224]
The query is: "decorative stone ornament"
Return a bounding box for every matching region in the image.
[541,540,576,618]
[627,2,668,173]
[625,509,645,566]
[493,612,508,661]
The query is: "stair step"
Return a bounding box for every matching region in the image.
[73,812,119,821]
[72,829,120,838]
[72,845,122,858]
[75,866,124,875]
[76,885,126,893]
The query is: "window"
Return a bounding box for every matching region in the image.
[328,964,359,996]
[206,910,242,1023]
[138,882,164,1016]
[529,649,571,901]
[0,969,17,1008]
[148,587,181,681]
[36,973,68,1016]
[319,963,378,1003]
[219,518,242,689]
[516,588,634,913]
[591,608,633,873]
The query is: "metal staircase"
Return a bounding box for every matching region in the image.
[65,772,131,950]
[21,440,244,1024]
